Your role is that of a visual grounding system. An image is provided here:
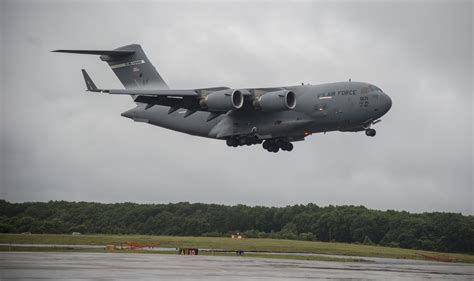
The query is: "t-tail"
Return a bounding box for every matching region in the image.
[53,44,168,90]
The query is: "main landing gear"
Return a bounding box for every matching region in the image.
[226,136,263,147]
[365,128,376,137]
[262,139,293,153]
[226,136,294,153]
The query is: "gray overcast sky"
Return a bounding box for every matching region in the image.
[0,0,472,214]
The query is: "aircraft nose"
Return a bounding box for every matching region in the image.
[382,93,392,113]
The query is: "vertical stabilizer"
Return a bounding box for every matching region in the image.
[54,44,168,90]
[100,44,168,89]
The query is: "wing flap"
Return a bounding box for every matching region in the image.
[107,89,198,97]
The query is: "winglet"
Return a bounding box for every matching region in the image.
[81,69,99,92]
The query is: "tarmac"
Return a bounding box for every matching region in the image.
[0,252,473,280]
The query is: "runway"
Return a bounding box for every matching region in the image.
[0,252,472,280]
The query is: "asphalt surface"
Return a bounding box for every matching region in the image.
[0,252,472,280]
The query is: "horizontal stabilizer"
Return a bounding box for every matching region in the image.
[52,49,135,56]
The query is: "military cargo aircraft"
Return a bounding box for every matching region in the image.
[54,44,392,152]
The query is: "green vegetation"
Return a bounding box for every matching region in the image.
[1,233,473,263]
[0,200,472,255]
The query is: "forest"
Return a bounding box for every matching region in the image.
[0,200,472,253]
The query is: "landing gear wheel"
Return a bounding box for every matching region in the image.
[226,139,237,147]
[263,141,279,153]
[263,141,270,150]
[365,129,376,137]
[286,142,294,151]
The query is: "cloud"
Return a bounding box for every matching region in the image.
[0,0,472,214]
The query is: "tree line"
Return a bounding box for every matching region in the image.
[0,200,472,253]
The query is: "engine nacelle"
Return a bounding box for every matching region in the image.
[200,89,244,111]
[253,90,296,112]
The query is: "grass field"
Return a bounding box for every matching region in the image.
[1,233,472,263]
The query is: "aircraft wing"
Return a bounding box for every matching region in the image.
[81,69,199,96]
[81,69,233,116]
[81,69,294,120]
[100,88,199,97]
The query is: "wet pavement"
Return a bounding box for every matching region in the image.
[0,252,472,280]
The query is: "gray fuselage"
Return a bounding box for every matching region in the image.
[122,81,392,141]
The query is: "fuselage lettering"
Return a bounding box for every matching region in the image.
[317,89,356,98]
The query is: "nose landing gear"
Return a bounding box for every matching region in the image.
[365,128,376,137]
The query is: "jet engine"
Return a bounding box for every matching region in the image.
[200,89,244,111]
[253,90,296,112]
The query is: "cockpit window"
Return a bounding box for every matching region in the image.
[362,85,383,94]
[368,85,383,92]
